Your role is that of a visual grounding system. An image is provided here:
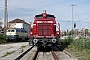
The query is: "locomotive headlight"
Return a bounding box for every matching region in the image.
[57,32,59,34]
[33,39,38,43]
[52,39,56,43]
[30,32,32,34]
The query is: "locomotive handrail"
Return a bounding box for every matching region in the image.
[29,22,32,37]
[58,23,60,32]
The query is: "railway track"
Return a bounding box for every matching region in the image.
[53,46,77,60]
[35,47,68,60]
[15,46,58,60]
[15,46,77,60]
[31,49,39,60]
[0,41,28,45]
[36,46,77,60]
[56,45,73,58]
[15,46,34,60]
[51,50,59,60]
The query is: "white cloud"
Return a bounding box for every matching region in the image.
[0,0,90,31]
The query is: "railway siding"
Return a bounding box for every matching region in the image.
[20,46,37,60]
[0,42,78,60]
[0,42,29,60]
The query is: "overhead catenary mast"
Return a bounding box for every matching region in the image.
[4,0,8,33]
[0,18,2,29]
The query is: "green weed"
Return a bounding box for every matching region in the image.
[1,51,15,57]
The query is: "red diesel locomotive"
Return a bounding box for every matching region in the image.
[29,10,60,47]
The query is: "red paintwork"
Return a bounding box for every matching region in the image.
[29,11,60,38]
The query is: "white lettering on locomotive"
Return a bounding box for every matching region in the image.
[37,21,53,23]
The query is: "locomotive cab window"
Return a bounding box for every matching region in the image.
[11,30,14,32]
[7,29,15,32]
[7,30,10,32]
[35,15,43,18]
[47,15,55,18]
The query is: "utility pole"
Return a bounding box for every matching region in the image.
[4,0,8,33]
[70,4,76,36]
[0,18,2,31]
[0,18,2,26]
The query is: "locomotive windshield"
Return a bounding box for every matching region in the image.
[35,15,43,18]
[7,29,15,32]
[7,30,10,32]
[35,14,55,18]
[47,15,55,18]
[11,30,14,32]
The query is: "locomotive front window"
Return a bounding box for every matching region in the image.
[11,30,14,32]
[36,15,43,18]
[7,30,10,32]
[47,15,55,18]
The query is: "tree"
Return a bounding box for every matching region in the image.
[0,18,2,31]
[0,26,2,32]
[85,29,88,36]
[64,31,67,36]
[69,29,74,35]
[0,26,2,29]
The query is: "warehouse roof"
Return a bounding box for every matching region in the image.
[9,18,29,25]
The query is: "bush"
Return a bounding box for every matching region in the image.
[72,37,90,50]
[60,36,73,49]
[61,36,73,45]
[61,36,90,51]
[65,36,90,60]
[0,34,6,43]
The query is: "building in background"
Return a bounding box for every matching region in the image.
[8,18,29,32]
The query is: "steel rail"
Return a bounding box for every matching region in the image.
[56,45,72,58]
[51,50,59,60]
[15,46,34,60]
[31,49,39,60]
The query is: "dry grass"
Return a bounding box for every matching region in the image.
[1,51,15,57]
[65,45,90,60]
[61,36,90,60]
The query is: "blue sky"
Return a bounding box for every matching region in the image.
[0,0,90,31]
